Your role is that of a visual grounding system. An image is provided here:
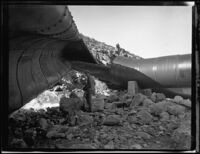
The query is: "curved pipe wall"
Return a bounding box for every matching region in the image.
[8,5,97,113]
[113,54,191,88]
[9,5,80,40]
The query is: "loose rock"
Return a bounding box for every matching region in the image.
[92,97,105,112]
[103,115,122,126]
[130,93,146,107]
[38,118,49,130]
[167,105,185,116]
[130,144,142,149]
[137,109,153,124]
[135,131,151,140]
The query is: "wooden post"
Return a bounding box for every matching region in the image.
[128,81,139,96]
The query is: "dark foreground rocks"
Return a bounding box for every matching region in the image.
[8,90,191,150]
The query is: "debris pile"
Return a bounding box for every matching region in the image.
[8,88,191,150]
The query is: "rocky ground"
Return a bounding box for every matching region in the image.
[7,34,192,151]
[8,81,191,150]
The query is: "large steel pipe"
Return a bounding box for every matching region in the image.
[9,5,80,40]
[8,5,97,113]
[9,36,96,113]
[113,54,191,88]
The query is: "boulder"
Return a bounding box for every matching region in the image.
[59,96,83,115]
[130,93,146,107]
[104,140,114,149]
[140,89,152,97]
[135,131,151,140]
[167,105,185,116]
[137,109,153,124]
[112,101,124,108]
[130,144,142,149]
[143,98,154,107]
[156,93,166,102]
[10,138,28,148]
[77,113,93,126]
[171,120,191,149]
[92,97,105,112]
[160,112,170,122]
[107,94,119,103]
[124,98,132,107]
[38,118,49,130]
[103,115,122,126]
[149,100,172,116]
[69,144,96,149]
[46,130,65,139]
[150,92,157,102]
[180,99,191,108]
[173,95,184,103]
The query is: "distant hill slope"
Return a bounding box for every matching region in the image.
[80,33,142,65]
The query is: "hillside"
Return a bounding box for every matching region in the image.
[80,34,142,65]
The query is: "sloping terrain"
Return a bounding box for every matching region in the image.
[80,34,142,65]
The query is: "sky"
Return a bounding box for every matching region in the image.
[68,5,192,58]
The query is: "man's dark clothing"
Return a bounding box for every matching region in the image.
[83,74,95,112]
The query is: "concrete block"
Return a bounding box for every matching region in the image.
[128,81,139,96]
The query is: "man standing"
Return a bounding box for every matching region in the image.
[83,72,95,112]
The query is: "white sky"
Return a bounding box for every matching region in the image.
[68,6,192,58]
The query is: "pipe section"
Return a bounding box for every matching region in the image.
[113,54,191,88]
[9,5,80,40]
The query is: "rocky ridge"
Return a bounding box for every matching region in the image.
[80,33,142,65]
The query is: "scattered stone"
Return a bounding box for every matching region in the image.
[46,130,65,139]
[135,131,151,140]
[23,128,37,146]
[137,110,153,124]
[130,144,142,149]
[13,127,23,138]
[167,105,185,116]
[167,121,180,130]
[171,120,191,149]
[107,94,119,103]
[59,96,83,115]
[69,144,96,149]
[78,113,93,126]
[156,93,166,102]
[38,118,49,130]
[104,140,114,149]
[160,112,170,122]
[103,115,122,126]
[143,98,154,107]
[66,133,73,140]
[173,96,184,103]
[112,101,124,108]
[180,99,191,108]
[140,89,152,97]
[128,109,137,115]
[149,100,172,116]
[125,98,133,107]
[150,92,157,102]
[130,93,146,107]
[10,111,26,122]
[92,97,105,112]
[10,138,28,148]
